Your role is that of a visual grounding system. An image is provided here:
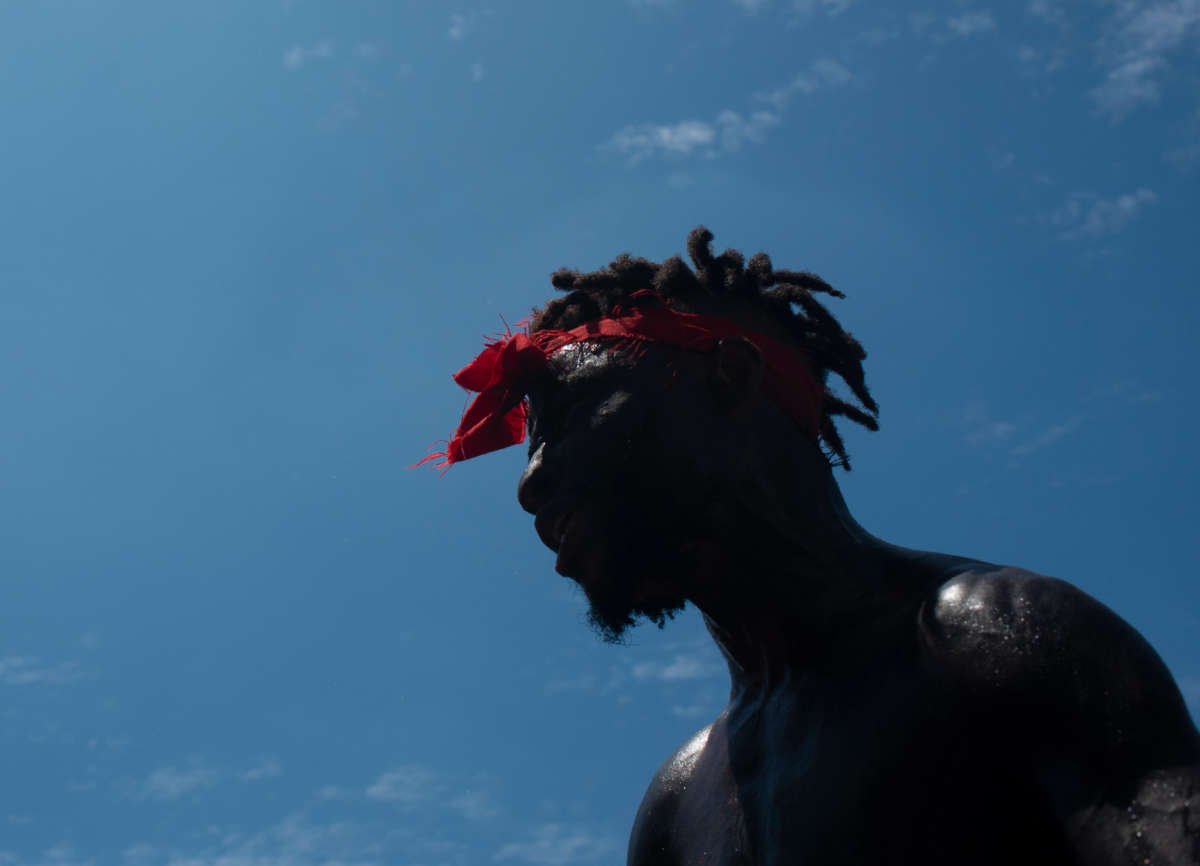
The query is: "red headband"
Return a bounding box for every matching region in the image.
[415,291,824,470]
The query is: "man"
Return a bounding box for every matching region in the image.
[423,227,1199,864]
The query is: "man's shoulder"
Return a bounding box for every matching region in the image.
[627,724,714,866]
[917,566,1196,755]
[919,566,1132,688]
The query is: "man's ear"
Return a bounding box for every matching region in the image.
[710,336,764,410]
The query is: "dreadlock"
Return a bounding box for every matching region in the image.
[531,226,878,470]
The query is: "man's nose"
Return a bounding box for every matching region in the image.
[517,442,554,515]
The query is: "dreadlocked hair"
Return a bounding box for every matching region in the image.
[531,226,878,470]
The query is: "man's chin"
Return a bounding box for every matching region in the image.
[553,513,692,642]
[580,581,686,644]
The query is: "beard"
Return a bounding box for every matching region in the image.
[564,507,693,644]
[583,580,687,644]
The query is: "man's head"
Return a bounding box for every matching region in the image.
[513,227,879,641]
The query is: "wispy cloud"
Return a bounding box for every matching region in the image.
[792,0,855,16]
[754,58,851,110]
[282,41,333,71]
[1028,0,1065,25]
[471,61,486,82]
[449,789,500,821]
[946,10,996,37]
[1091,0,1200,122]
[365,766,436,806]
[122,843,155,863]
[603,58,848,164]
[449,10,492,41]
[855,26,901,44]
[603,119,719,163]
[961,402,1018,447]
[1086,378,1165,405]
[733,0,770,12]
[1046,188,1158,240]
[140,764,219,801]
[4,843,96,866]
[128,813,382,866]
[449,12,470,39]
[987,148,1015,171]
[351,42,380,60]
[672,702,718,718]
[715,110,780,151]
[0,656,80,685]
[239,761,283,782]
[1015,42,1068,76]
[543,673,598,695]
[632,653,723,682]
[1009,415,1085,458]
[495,824,619,866]
[1165,106,1200,170]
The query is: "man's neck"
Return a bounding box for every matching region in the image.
[685,471,974,692]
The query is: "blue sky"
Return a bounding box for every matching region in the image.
[0,0,1197,863]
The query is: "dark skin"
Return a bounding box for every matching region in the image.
[516,337,1200,865]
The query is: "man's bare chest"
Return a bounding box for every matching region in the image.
[663,677,1071,866]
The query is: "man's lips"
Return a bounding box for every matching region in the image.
[534,502,575,554]
[534,502,596,578]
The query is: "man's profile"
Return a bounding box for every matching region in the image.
[425,227,1199,864]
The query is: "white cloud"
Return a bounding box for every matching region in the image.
[1009,415,1084,457]
[856,26,900,44]
[21,844,93,866]
[987,148,1015,170]
[962,402,1018,447]
[543,674,597,695]
[449,10,492,41]
[603,59,847,164]
[792,0,854,15]
[449,789,500,821]
[603,120,717,163]
[715,110,780,151]
[0,656,80,685]
[282,41,333,71]
[351,42,380,60]
[632,653,722,681]
[141,765,219,801]
[1165,108,1200,170]
[365,766,435,805]
[471,61,486,82]
[754,58,851,109]
[909,11,936,34]
[1015,42,1067,76]
[157,813,380,866]
[733,0,770,11]
[1047,188,1158,239]
[1091,0,1200,122]
[495,824,619,866]
[1027,0,1065,24]
[946,10,996,37]
[1087,378,1164,405]
[671,703,715,718]
[239,762,282,782]
[122,844,156,864]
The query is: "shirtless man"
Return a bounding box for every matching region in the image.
[425,228,1199,864]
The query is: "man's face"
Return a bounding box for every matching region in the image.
[516,341,710,641]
